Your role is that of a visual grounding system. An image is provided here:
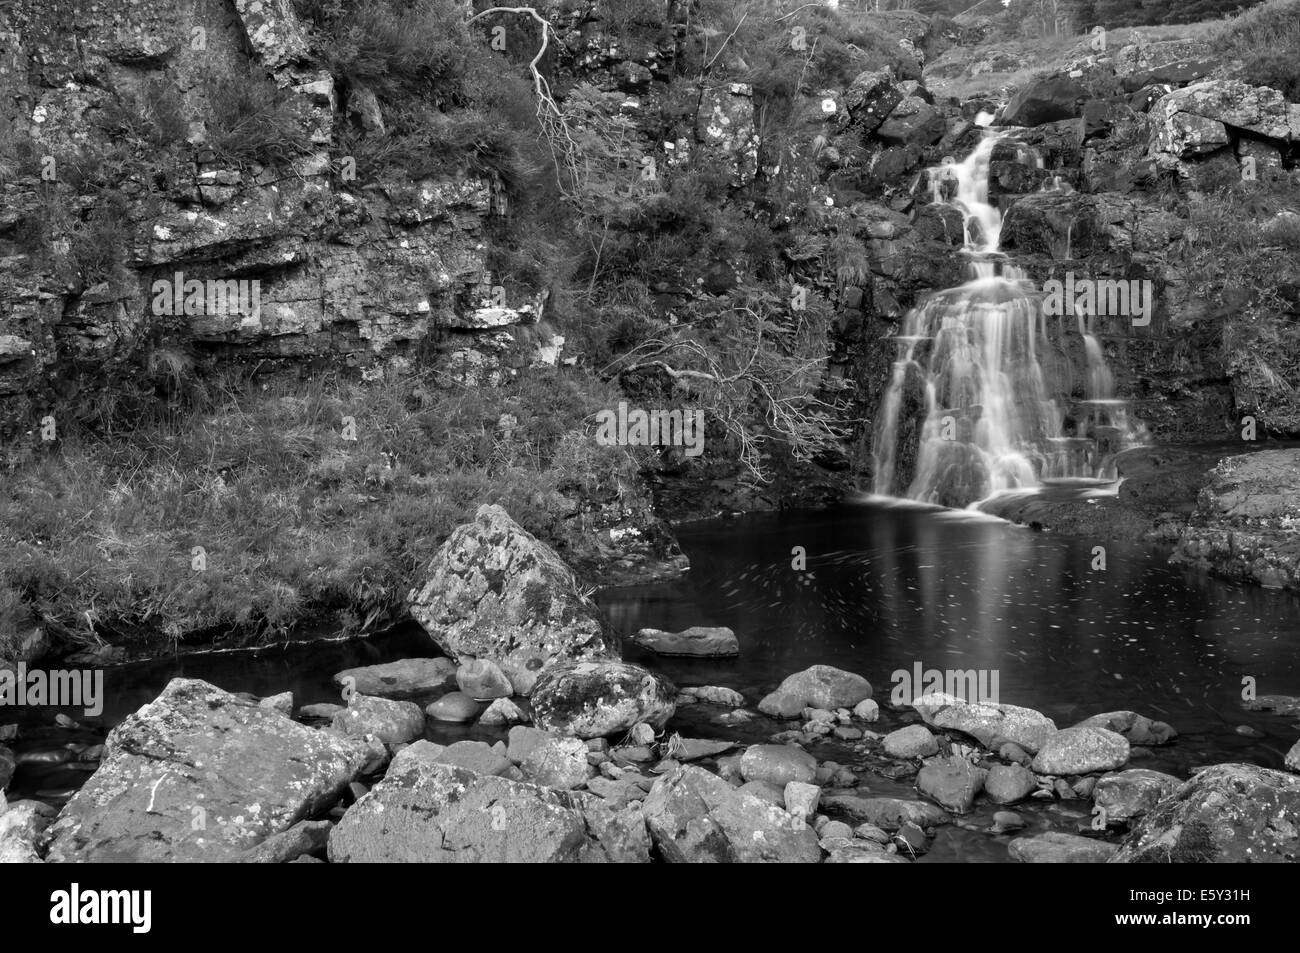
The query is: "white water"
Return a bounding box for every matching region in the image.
[871,134,1145,509]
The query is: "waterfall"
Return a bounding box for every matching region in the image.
[871,134,1145,509]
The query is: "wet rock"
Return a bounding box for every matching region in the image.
[821,795,949,831]
[332,658,457,701]
[0,800,54,863]
[855,822,890,843]
[1075,711,1177,746]
[916,757,986,814]
[1287,740,1300,774]
[853,699,880,722]
[680,685,745,707]
[833,726,863,741]
[632,626,739,657]
[1093,769,1181,825]
[991,810,1025,833]
[642,765,821,863]
[883,724,939,759]
[826,843,906,862]
[331,694,424,745]
[1031,726,1130,775]
[455,659,512,701]
[236,819,332,863]
[666,737,735,761]
[1113,764,1300,862]
[478,697,527,727]
[985,763,1038,805]
[1009,831,1118,863]
[258,692,294,716]
[298,703,344,721]
[45,678,373,862]
[407,505,609,688]
[784,781,821,821]
[520,735,589,790]
[424,692,483,724]
[995,75,1087,127]
[758,665,872,718]
[913,693,1057,754]
[328,742,649,862]
[530,660,676,740]
[426,740,512,778]
[0,744,13,790]
[739,744,817,787]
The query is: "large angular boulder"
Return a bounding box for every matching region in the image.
[1093,769,1181,825]
[1112,764,1300,862]
[1031,726,1130,775]
[836,68,904,136]
[995,76,1087,127]
[530,660,676,739]
[642,765,821,863]
[328,742,648,862]
[45,679,373,862]
[1152,80,1293,143]
[758,665,872,718]
[912,693,1057,754]
[407,505,609,693]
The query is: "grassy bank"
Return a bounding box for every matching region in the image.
[0,366,643,649]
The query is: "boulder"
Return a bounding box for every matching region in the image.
[631,626,739,658]
[236,819,332,863]
[784,781,821,821]
[331,694,424,745]
[738,744,817,787]
[258,692,294,716]
[1093,768,1181,825]
[1152,80,1293,143]
[478,697,527,726]
[1074,711,1177,746]
[332,658,457,700]
[328,742,649,862]
[916,757,987,814]
[45,679,373,862]
[738,780,786,806]
[883,724,938,759]
[1287,739,1300,774]
[680,686,745,707]
[1031,726,1130,775]
[424,692,483,724]
[837,69,904,136]
[407,505,609,690]
[455,658,512,701]
[820,795,949,831]
[1113,764,1300,862]
[913,693,1057,754]
[426,740,513,777]
[996,75,1087,127]
[1009,831,1118,863]
[0,800,53,863]
[519,735,590,790]
[642,764,821,863]
[985,763,1037,804]
[758,665,872,718]
[0,743,13,790]
[877,96,946,147]
[530,660,676,739]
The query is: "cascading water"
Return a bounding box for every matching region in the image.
[871,134,1145,509]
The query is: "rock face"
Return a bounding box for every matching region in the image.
[1094,769,1181,825]
[407,505,609,690]
[530,660,676,739]
[45,678,372,862]
[1009,832,1118,863]
[631,626,739,657]
[642,765,822,863]
[1113,764,1300,862]
[1031,726,1130,775]
[758,666,872,718]
[328,742,649,862]
[913,694,1057,754]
